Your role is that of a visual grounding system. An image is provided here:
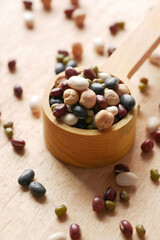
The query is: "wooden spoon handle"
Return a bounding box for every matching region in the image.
[101,4,160,79]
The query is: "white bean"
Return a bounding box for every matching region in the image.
[47,232,66,240]
[68,76,89,91]
[93,37,105,54]
[98,72,111,80]
[24,11,34,29]
[29,95,41,113]
[146,116,159,133]
[106,106,118,116]
[116,172,137,186]
[61,113,78,126]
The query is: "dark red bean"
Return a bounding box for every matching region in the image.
[23,0,32,10]
[8,59,16,72]
[14,84,23,98]
[120,220,133,237]
[65,67,79,79]
[60,80,70,92]
[92,196,105,213]
[96,95,107,109]
[114,164,129,175]
[117,104,127,119]
[53,103,67,117]
[103,187,117,201]
[69,224,81,240]
[108,47,116,56]
[50,88,63,98]
[141,139,154,153]
[84,68,97,80]
[11,138,25,150]
[64,6,77,19]
[109,23,119,35]
[58,49,69,57]
[155,130,160,143]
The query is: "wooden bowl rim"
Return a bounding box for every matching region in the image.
[42,69,137,136]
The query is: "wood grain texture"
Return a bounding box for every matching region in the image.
[0,0,160,239]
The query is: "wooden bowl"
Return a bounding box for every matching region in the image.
[42,70,138,168]
[42,5,160,167]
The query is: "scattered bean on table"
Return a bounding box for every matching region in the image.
[18,169,35,186]
[11,138,25,151]
[119,220,133,237]
[150,169,160,181]
[103,187,117,201]
[8,59,16,72]
[55,204,67,217]
[136,224,146,237]
[29,181,46,197]
[14,84,23,98]
[141,139,154,153]
[119,190,130,202]
[116,172,137,186]
[69,224,82,240]
[47,232,66,240]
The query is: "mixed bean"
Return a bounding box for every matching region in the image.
[49,66,136,130]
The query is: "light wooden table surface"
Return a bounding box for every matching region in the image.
[0,0,160,239]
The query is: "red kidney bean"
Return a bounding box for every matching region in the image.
[141,139,154,153]
[53,103,67,117]
[8,59,16,72]
[104,187,117,201]
[84,68,97,80]
[58,49,69,56]
[60,80,70,92]
[50,88,63,98]
[23,0,32,10]
[65,67,79,79]
[64,6,77,19]
[96,95,107,109]
[114,164,129,175]
[69,223,81,240]
[119,220,133,237]
[11,138,25,150]
[117,104,127,119]
[155,130,160,143]
[92,196,105,212]
[109,23,119,35]
[14,84,23,98]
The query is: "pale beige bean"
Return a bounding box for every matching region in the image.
[114,84,130,97]
[146,116,159,133]
[149,53,160,67]
[104,89,120,106]
[98,72,111,80]
[61,113,78,126]
[63,89,79,105]
[106,106,118,116]
[116,172,137,186]
[79,89,96,109]
[47,232,66,240]
[68,76,89,91]
[95,110,114,130]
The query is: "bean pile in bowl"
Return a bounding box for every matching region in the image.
[49,66,136,130]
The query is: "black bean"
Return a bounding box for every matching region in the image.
[65,60,77,68]
[49,97,63,106]
[74,119,87,129]
[90,82,104,95]
[105,77,119,89]
[120,94,136,111]
[71,105,87,117]
[29,181,46,197]
[113,116,119,124]
[55,63,65,74]
[18,169,35,186]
